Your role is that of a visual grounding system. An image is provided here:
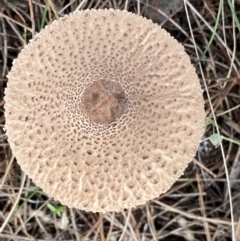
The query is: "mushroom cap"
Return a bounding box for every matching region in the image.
[5,9,205,212]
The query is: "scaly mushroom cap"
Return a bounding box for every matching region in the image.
[5,9,205,212]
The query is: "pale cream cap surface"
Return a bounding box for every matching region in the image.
[5,9,205,212]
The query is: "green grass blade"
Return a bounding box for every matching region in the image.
[40,1,49,30]
[195,0,223,66]
[47,203,65,217]
[10,188,42,221]
[227,0,240,32]
[184,171,198,193]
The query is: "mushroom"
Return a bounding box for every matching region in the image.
[4,9,205,212]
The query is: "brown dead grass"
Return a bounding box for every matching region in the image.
[0,0,240,240]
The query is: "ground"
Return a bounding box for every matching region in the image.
[0,0,240,240]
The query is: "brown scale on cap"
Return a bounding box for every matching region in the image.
[81,80,128,124]
[5,9,205,212]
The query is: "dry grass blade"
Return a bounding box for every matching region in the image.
[154,200,237,226]
[196,173,211,241]
[0,173,26,233]
[183,0,236,240]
